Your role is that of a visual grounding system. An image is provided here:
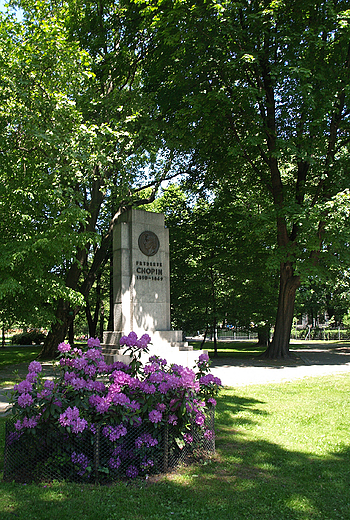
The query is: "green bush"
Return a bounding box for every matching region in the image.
[11,331,46,345]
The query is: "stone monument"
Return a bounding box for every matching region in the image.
[103,208,201,366]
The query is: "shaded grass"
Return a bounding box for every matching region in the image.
[0,346,40,369]
[190,339,350,359]
[0,346,42,388]
[189,341,266,358]
[2,373,350,519]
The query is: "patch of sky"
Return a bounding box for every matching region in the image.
[0,0,23,20]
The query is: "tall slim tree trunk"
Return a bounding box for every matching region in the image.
[263,262,300,359]
[68,321,74,346]
[39,299,72,359]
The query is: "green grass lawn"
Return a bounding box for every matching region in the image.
[0,345,41,369]
[1,372,350,519]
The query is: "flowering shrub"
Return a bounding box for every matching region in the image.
[6,332,221,482]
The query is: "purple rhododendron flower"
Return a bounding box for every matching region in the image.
[108,360,129,372]
[28,361,42,373]
[14,419,23,431]
[15,380,33,394]
[89,395,111,414]
[92,381,106,393]
[204,429,215,440]
[135,433,158,448]
[59,406,87,433]
[84,364,97,377]
[140,457,154,470]
[119,335,128,346]
[184,433,193,444]
[71,452,89,476]
[25,372,38,383]
[23,416,39,429]
[71,417,88,434]
[168,414,178,425]
[198,352,209,363]
[126,465,139,478]
[85,348,104,362]
[195,412,205,426]
[37,389,53,400]
[102,424,127,441]
[207,397,217,407]
[44,380,55,391]
[158,382,171,394]
[109,457,121,469]
[120,331,139,347]
[129,400,140,411]
[18,393,34,408]
[199,374,222,386]
[139,333,151,345]
[58,342,71,353]
[112,393,131,406]
[139,382,156,394]
[128,331,138,342]
[149,409,162,423]
[87,337,101,349]
[72,357,88,370]
[97,361,108,373]
[111,370,132,386]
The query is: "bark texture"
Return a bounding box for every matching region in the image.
[262,262,300,358]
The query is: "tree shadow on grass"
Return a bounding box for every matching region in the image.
[1,394,350,520]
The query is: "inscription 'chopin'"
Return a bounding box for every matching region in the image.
[135,261,163,281]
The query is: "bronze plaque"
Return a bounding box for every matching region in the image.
[138,231,160,256]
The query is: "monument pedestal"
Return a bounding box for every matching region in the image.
[103,330,200,367]
[102,209,202,368]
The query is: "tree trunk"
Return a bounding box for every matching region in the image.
[262,263,300,358]
[38,300,71,359]
[200,324,209,349]
[213,318,218,358]
[257,327,270,347]
[68,321,74,346]
[1,325,5,348]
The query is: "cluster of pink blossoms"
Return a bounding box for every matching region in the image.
[11,332,221,464]
[59,406,88,434]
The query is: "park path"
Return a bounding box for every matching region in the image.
[1,345,350,416]
[209,346,350,386]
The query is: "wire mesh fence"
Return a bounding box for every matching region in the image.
[4,408,215,483]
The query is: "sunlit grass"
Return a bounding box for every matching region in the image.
[1,373,350,519]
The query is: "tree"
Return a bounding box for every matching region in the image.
[0,2,184,358]
[132,0,350,357]
[154,183,278,352]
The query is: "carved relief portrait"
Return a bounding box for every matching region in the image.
[138,231,160,256]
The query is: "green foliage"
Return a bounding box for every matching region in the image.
[157,184,277,336]
[0,2,179,346]
[134,0,350,354]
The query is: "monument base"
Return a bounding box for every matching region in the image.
[102,330,203,368]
